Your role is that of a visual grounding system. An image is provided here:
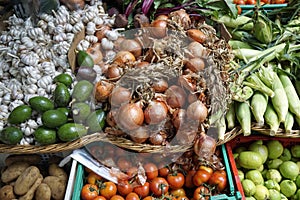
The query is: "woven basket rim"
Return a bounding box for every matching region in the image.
[0,127,242,154]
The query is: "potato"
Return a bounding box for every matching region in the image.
[5,154,41,166]
[35,183,51,200]
[1,162,30,183]
[19,174,43,200]
[14,166,40,196]
[48,163,68,181]
[0,185,16,200]
[43,176,66,200]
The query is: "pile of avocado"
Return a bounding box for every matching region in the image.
[1,71,106,145]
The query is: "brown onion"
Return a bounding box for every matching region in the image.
[117,102,144,131]
[129,126,149,143]
[113,51,136,67]
[86,43,103,64]
[95,80,114,102]
[175,128,197,145]
[144,100,168,124]
[110,86,131,106]
[187,29,206,44]
[135,61,150,68]
[149,132,166,145]
[150,20,167,38]
[169,9,191,30]
[172,109,186,130]
[119,39,142,58]
[185,57,206,72]
[106,64,123,79]
[152,79,168,93]
[186,100,208,123]
[194,132,216,160]
[187,41,206,58]
[155,15,169,21]
[113,36,126,51]
[165,85,186,109]
[178,75,196,92]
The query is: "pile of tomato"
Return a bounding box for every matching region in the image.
[81,162,227,200]
[234,0,286,5]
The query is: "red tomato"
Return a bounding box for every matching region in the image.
[170,188,186,198]
[87,172,103,185]
[93,196,106,200]
[111,195,125,200]
[149,177,169,196]
[208,170,227,192]
[99,181,117,199]
[126,192,140,200]
[117,180,133,196]
[192,169,211,186]
[246,0,256,4]
[167,172,185,189]
[237,5,242,15]
[272,0,285,3]
[185,170,196,188]
[144,163,158,180]
[193,186,211,200]
[81,184,99,200]
[133,182,150,198]
[198,166,213,176]
[158,164,170,177]
[235,0,246,4]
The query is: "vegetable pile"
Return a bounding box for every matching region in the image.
[81,143,228,200]
[0,154,68,200]
[213,0,300,136]
[232,138,300,199]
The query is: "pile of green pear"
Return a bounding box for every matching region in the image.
[233,139,300,200]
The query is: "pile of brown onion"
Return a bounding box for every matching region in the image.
[88,9,232,159]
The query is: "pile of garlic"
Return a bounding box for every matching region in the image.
[0,0,114,145]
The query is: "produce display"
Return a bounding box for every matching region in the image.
[214,0,300,136]
[228,136,300,200]
[0,154,69,200]
[80,143,229,200]
[0,0,299,199]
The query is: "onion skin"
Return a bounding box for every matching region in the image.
[172,109,186,130]
[110,86,131,106]
[86,43,103,64]
[185,57,206,72]
[187,100,208,123]
[129,126,149,143]
[106,109,118,127]
[165,85,186,109]
[144,101,168,124]
[119,39,142,58]
[150,20,167,38]
[117,103,144,131]
[106,64,123,79]
[187,41,206,58]
[152,79,168,93]
[187,29,206,44]
[95,80,114,102]
[135,61,150,68]
[194,132,216,160]
[95,25,110,41]
[113,51,136,67]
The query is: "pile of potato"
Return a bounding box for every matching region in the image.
[0,155,68,200]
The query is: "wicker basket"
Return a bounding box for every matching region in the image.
[251,123,300,138]
[0,127,243,154]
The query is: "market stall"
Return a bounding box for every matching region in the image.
[0,0,299,199]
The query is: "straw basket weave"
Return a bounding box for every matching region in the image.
[0,127,243,154]
[251,123,300,138]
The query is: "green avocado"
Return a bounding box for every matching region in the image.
[8,105,32,124]
[77,50,94,68]
[53,73,73,87]
[34,126,56,145]
[29,96,55,113]
[42,110,68,128]
[57,123,88,142]
[0,127,23,145]
[72,80,93,102]
[86,109,106,133]
[54,83,71,107]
